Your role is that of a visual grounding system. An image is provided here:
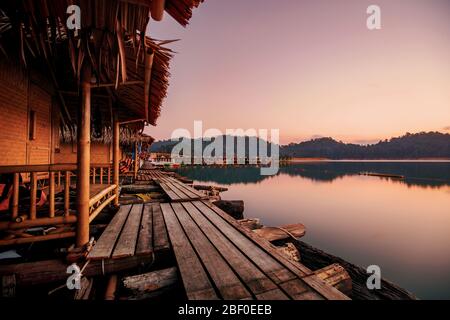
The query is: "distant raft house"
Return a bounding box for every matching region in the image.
[0,0,203,247]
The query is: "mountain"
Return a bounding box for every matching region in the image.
[149,132,450,159]
[149,135,277,157]
[281,132,450,159]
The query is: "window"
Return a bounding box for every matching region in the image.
[29,110,36,140]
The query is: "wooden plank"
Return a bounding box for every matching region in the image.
[192,201,295,284]
[160,203,218,300]
[159,182,181,201]
[255,288,289,300]
[172,203,251,300]
[164,181,190,200]
[168,177,205,198]
[181,202,278,296]
[152,203,170,251]
[201,201,350,300]
[169,180,203,199]
[135,203,153,256]
[112,204,144,259]
[88,205,132,260]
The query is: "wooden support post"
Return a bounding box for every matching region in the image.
[108,167,111,184]
[134,142,139,180]
[105,275,118,300]
[100,167,103,184]
[64,171,70,216]
[151,0,166,21]
[76,64,92,248]
[49,172,55,218]
[11,173,19,219]
[30,172,37,220]
[113,113,120,207]
[57,172,61,187]
[92,167,96,184]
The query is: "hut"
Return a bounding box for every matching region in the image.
[0,0,204,248]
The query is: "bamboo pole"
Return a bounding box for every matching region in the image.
[64,171,70,216]
[30,172,37,220]
[108,167,111,184]
[49,172,55,218]
[92,167,96,184]
[99,167,103,184]
[113,113,120,207]
[12,173,19,219]
[57,172,61,187]
[151,0,166,21]
[104,275,118,300]
[0,215,77,231]
[76,64,92,248]
[143,48,154,122]
[134,142,139,180]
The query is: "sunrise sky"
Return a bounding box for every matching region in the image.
[145,0,450,145]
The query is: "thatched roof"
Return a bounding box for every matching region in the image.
[60,125,154,147]
[0,0,204,128]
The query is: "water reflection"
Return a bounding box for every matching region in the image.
[177,162,450,299]
[178,162,450,188]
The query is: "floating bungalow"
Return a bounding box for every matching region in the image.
[0,0,415,301]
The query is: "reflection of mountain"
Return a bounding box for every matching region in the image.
[177,166,272,185]
[177,162,450,189]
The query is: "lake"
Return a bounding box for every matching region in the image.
[177,161,450,300]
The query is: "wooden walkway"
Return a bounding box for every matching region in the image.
[88,203,170,260]
[86,168,349,300]
[161,200,350,300]
[137,170,208,202]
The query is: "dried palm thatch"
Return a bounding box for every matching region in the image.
[165,0,205,27]
[0,0,203,129]
[60,124,154,147]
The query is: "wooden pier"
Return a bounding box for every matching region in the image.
[0,165,351,300]
[85,167,349,300]
[161,200,348,300]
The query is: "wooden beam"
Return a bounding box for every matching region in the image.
[76,64,92,248]
[113,113,120,207]
[0,164,77,174]
[0,255,154,287]
[313,264,352,296]
[122,267,178,300]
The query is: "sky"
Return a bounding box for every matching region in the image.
[145,0,450,145]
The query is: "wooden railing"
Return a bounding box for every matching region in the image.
[0,163,114,246]
[90,163,113,185]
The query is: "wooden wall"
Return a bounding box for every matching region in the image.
[54,143,113,164]
[0,60,56,166]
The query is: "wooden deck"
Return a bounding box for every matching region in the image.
[138,170,208,202]
[88,203,170,261]
[161,200,350,300]
[85,169,350,300]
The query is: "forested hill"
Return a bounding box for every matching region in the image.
[149,132,450,159]
[280,132,450,159]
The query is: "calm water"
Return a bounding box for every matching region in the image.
[177,162,450,299]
